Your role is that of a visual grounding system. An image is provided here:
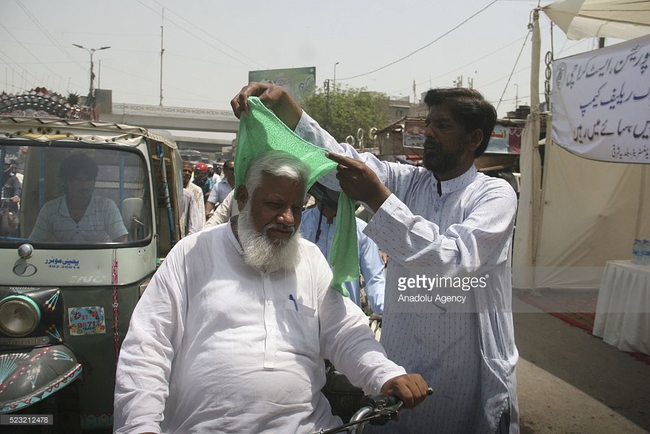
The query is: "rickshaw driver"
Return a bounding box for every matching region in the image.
[29,153,128,243]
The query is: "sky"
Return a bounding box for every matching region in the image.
[0,0,606,125]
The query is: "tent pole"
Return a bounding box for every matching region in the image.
[636,166,648,237]
[529,8,542,291]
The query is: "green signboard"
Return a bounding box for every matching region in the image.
[248,67,316,104]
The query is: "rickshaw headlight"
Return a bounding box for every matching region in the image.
[0,295,41,337]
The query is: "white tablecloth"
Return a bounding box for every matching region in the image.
[593,260,650,355]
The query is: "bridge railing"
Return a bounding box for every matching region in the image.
[112,103,236,120]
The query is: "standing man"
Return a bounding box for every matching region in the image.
[2,160,22,236]
[207,164,215,182]
[191,162,213,203]
[205,159,235,216]
[232,84,519,433]
[301,182,385,315]
[182,161,205,235]
[213,162,222,183]
[2,160,21,215]
[114,150,429,434]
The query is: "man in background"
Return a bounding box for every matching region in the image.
[205,159,234,216]
[2,160,21,215]
[301,182,385,315]
[191,162,213,203]
[182,161,205,235]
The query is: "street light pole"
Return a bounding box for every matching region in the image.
[73,44,111,98]
[333,62,339,92]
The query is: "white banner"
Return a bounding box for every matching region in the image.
[552,34,650,163]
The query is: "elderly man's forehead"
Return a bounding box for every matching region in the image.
[262,171,304,185]
[247,172,304,196]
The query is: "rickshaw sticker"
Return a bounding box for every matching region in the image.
[45,257,80,269]
[68,307,106,335]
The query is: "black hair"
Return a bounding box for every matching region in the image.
[59,153,99,180]
[424,88,497,158]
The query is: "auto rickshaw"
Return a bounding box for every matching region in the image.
[0,116,186,432]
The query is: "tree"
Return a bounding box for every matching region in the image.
[67,92,80,106]
[302,85,390,146]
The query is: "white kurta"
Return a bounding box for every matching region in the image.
[182,183,205,235]
[114,222,406,434]
[295,112,520,434]
[204,190,238,229]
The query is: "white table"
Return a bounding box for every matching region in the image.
[593,260,650,355]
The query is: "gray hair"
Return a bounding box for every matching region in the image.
[243,150,310,195]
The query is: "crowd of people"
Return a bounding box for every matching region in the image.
[114,83,519,434]
[2,83,519,433]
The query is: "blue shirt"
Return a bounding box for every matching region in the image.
[207,178,233,206]
[301,206,385,314]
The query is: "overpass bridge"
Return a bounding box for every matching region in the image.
[96,92,240,158]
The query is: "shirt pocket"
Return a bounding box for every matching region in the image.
[284,297,316,317]
[277,296,320,356]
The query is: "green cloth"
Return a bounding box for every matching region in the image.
[235,96,359,296]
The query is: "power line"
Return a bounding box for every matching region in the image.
[496,25,532,112]
[136,0,264,70]
[339,0,499,81]
[7,0,88,93]
[394,29,532,97]
[15,0,84,71]
[149,0,265,69]
[0,21,69,92]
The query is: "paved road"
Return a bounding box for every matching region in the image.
[513,290,650,433]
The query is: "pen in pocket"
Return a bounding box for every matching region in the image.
[289,294,299,311]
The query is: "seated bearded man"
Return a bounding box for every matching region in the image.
[113,150,429,434]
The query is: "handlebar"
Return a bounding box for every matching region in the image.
[313,394,403,434]
[348,394,403,433]
[314,388,433,434]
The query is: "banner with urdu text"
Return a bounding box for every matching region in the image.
[552,34,650,164]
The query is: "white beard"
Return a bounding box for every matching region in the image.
[237,204,302,272]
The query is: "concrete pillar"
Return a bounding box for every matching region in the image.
[95,89,113,114]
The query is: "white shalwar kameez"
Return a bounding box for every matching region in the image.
[295,112,520,434]
[113,222,406,434]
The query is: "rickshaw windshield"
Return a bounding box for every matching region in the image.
[1,143,152,248]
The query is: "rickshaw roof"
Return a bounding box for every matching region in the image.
[0,116,178,149]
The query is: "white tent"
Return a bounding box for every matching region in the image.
[512,1,650,290]
[543,0,650,40]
